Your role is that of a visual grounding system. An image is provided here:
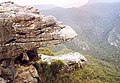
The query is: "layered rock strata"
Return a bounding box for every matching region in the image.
[0,1,87,83]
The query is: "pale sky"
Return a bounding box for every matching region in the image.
[0,0,88,8]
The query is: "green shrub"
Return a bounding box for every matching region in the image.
[34,60,64,83]
[38,48,54,56]
[50,60,64,77]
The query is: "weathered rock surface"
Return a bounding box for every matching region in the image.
[0,1,77,58]
[0,1,87,83]
[0,77,6,83]
[41,52,87,65]
[41,52,87,72]
[15,65,39,83]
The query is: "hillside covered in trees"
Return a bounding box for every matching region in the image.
[42,2,120,69]
[42,45,120,83]
[40,2,120,82]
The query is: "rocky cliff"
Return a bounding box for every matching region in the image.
[0,1,87,83]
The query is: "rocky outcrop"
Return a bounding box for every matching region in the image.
[41,52,87,66]
[0,1,77,58]
[41,52,87,73]
[0,1,87,83]
[13,52,87,83]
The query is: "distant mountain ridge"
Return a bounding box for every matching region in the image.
[42,2,120,68]
[42,3,120,43]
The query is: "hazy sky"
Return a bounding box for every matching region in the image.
[89,0,120,3]
[0,0,88,8]
[0,0,119,8]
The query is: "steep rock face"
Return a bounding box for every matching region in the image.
[0,1,87,83]
[0,1,77,58]
[108,27,120,47]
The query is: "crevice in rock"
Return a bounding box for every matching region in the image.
[14,48,38,66]
[5,39,16,44]
[14,53,29,65]
[27,48,38,61]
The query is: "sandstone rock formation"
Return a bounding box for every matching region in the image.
[0,1,77,58]
[0,1,87,83]
[41,52,87,66]
[41,52,87,73]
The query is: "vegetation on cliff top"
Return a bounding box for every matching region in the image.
[57,55,120,83]
[38,46,120,83]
